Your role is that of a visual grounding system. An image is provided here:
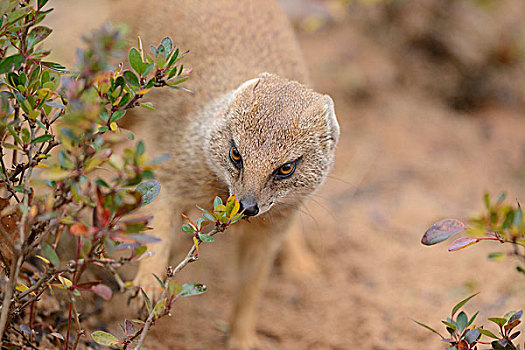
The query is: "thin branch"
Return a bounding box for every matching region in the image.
[16,271,55,300]
[131,226,224,350]
[0,121,37,344]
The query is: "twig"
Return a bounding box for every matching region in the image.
[16,271,55,301]
[172,227,220,274]
[11,326,39,350]
[132,226,223,349]
[108,265,126,292]
[70,297,84,350]
[0,123,37,344]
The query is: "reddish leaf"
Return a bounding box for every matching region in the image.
[457,340,469,350]
[70,223,89,236]
[422,219,465,245]
[90,284,112,301]
[448,237,480,252]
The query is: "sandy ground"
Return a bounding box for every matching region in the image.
[45,1,525,349]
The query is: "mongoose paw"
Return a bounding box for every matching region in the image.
[227,333,261,350]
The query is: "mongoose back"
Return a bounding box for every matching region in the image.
[111,1,340,349]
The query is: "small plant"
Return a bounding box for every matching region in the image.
[0,1,244,349]
[415,294,523,350]
[418,193,524,349]
[422,193,525,274]
[94,194,244,349]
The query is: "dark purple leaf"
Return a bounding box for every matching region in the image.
[19,324,32,335]
[126,234,161,243]
[422,219,465,245]
[124,320,136,337]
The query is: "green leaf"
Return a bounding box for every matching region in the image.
[118,92,131,108]
[136,180,161,207]
[181,224,194,234]
[198,233,214,242]
[98,125,109,133]
[152,273,165,290]
[136,140,145,155]
[496,192,507,205]
[91,331,119,346]
[161,37,173,55]
[168,280,182,297]
[41,242,59,268]
[452,293,479,317]
[484,193,491,210]
[442,320,457,331]
[153,297,166,317]
[412,319,443,338]
[109,110,126,123]
[123,70,140,91]
[21,128,30,143]
[167,48,179,66]
[27,26,52,48]
[129,48,143,75]
[141,288,152,313]
[203,212,215,222]
[167,76,189,86]
[122,128,135,140]
[488,252,505,262]
[150,45,158,56]
[142,62,154,76]
[421,219,465,245]
[31,134,52,144]
[180,283,206,297]
[41,61,69,74]
[139,102,155,110]
[512,205,522,228]
[7,125,22,144]
[41,168,70,181]
[213,196,223,209]
[38,0,49,9]
[488,317,507,328]
[467,311,479,327]
[456,311,468,332]
[0,54,26,74]
[479,328,499,339]
[100,110,109,123]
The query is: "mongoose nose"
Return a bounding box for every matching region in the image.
[239,200,259,217]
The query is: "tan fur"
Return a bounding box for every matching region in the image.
[111,1,340,348]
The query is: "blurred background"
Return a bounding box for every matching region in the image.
[47,0,525,348]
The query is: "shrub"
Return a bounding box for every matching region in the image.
[416,193,524,350]
[0,1,242,348]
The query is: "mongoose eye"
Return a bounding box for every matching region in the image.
[275,161,296,179]
[229,145,242,169]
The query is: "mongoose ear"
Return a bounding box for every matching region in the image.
[234,77,260,94]
[321,95,340,144]
[231,77,260,111]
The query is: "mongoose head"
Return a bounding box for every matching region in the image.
[206,73,339,217]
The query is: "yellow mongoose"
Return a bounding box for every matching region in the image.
[111,1,340,348]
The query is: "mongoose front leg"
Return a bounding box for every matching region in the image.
[279,215,319,278]
[132,192,176,306]
[228,225,285,350]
